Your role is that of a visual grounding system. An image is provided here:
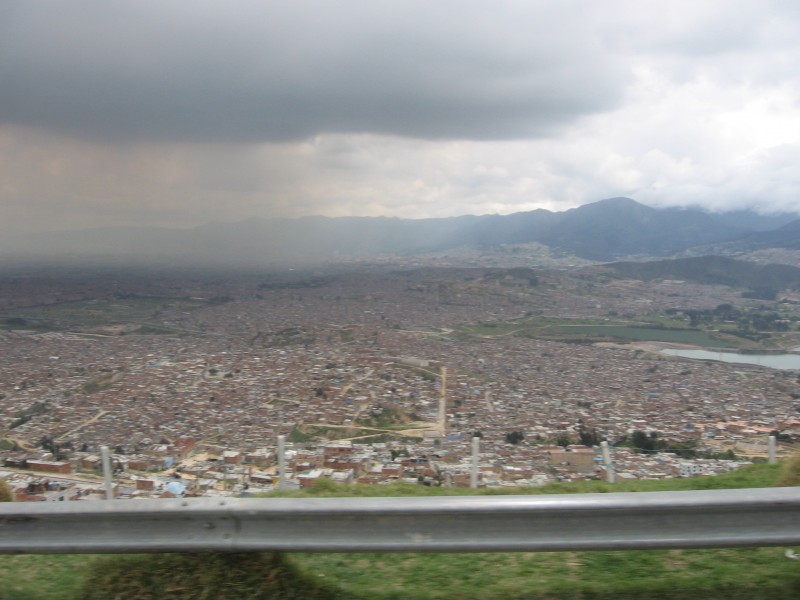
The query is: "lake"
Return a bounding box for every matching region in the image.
[661,348,800,370]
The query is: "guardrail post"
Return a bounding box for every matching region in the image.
[278,434,287,490]
[601,441,615,483]
[470,436,480,488]
[101,445,114,500]
[768,435,777,465]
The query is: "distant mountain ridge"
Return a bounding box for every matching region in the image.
[534,198,745,260]
[739,219,800,250]
[1,198,798,265]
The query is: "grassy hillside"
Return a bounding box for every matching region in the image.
[603,255,800,292]
[2,462,799,599]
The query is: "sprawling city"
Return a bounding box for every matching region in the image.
[2,259,797,502]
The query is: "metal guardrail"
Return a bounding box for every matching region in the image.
[1,487,799,554]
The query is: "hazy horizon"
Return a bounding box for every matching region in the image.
[0,197,797,270]
[2,197,799,236]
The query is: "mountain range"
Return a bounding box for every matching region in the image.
[1,197,799,266]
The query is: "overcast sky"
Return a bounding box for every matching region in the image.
[2,1,799,231]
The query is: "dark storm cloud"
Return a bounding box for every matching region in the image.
[0,1,626,142]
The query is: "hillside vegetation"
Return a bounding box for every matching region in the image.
[602,256,800,294]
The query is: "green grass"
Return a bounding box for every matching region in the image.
[264,463,782,499]
[0,555,88,600]
[355,407,412,429]
[554,324,725,347]
[777,452,800,486]
[2,462,798,599]
[82,552,337,600]
[0,297,206,333]
[456,315,788,350]
[287,424,390,443]
[292,548,800,600]
[459,323,524,336]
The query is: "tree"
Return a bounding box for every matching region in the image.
[505,431,524,445]
[578,426,600,447]
[714,303,734,315]
[631,430,655,453]
[554,433,571,447]
[770,429,792,442]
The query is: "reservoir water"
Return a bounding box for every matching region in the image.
[661,348,800,370]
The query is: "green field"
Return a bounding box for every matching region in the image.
[0,297,206,333]
[3,463,800,599]
[555,324,724,347]
[457,316,758,348]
